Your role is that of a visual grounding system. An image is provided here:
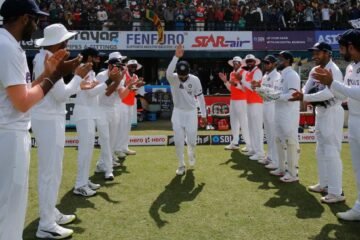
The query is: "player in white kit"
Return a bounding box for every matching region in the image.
[31,24,97,239]
[253,51,301,183]
[290,42,346,204]
[314,29,360,220]
[218,56,251,152]
[166,44,207,175]
[258,55,281,169]
[95,53,126,178]
[0,0,69,238]
[73,48,120,196]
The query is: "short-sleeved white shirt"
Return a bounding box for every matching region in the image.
[0,29,31,130]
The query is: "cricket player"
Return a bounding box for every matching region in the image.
[258,55,281,169]
[290,42,345,203]
[314,29,360,220]
[31,24,97,239]
[95,53,126,178]
[116,59,144,158]
[0,0,69,238]
[166,44,207,175]
[73,48,119,196]
[253,51,301,183]
[218,56,251,152]
[241,54,265,160]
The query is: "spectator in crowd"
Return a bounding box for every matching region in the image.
[164,5,175,30]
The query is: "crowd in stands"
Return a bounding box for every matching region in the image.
[37,0,360,31]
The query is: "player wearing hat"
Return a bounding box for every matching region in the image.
[314,29,360,220]
[94,53,126,180]
[253,51,301,183]
[258,55,281,169]
[241,54,265,160]
[218,56,251,152]
[73,47,120,196]
[31,24,98,239]
[116,59,144,158]
[166,44,207,175]
[0,0,70,238]
[290,42,346,203]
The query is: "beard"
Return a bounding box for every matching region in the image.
[342,52,351,62]
[21,20,34,41]
[277,64,285,71]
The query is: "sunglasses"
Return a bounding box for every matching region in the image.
[27,14,39,25]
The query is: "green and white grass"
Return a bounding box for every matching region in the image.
[23,141,360,240]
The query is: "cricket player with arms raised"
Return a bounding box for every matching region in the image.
[166,44,207,176]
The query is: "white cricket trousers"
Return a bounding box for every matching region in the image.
[348,114,360,212]
[171,108,198,167]
[0,129,30,240]
[263,102,278,165]
[247,103,264,156]
[115,101,132,153]
[32,117,66,229]
[75,119,96,189]
[315,105,344,196]
[96,107,118,172]
[229,100,251,149]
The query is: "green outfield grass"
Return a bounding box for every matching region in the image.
[23,143,359,240]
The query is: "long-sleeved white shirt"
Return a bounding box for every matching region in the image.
[31,49,83,119]
[166,56,206,117]
[303,60,345,114]
[73,68,107,120]
[261,68,281,104]
[331,62,360,116]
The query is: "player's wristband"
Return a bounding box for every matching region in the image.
[105,78,112,86]
[39,78,54,95]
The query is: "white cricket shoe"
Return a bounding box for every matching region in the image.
[124,149,136,155]
[240,146,249,152]
[176,166,186,176]
[36,224,73,239]
[189,158,196,167]
[321,193,345,204]
[258,158,270,165]
[337,209,360,221]
[249,154,265,161]
[308,183,328,193]
[242,150,256,156]
[55,213,76,225]
[280,173,299,183]
[113,160,122,168]
[265,162,278,170]
[270,168,285,176]
[115,151,126,159]
[95,164,106,173]
[105,172,114,181]
[88,180,101,190]
[224,144,240,150]
[73,185,96,197]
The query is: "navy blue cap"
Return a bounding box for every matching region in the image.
[308,42,332,53]
[0,0,49,18]
[176,61,190,76]
[337,29,360,47]
[262,55,278,63]
[275,51,294,63]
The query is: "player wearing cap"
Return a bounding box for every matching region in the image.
[314,29,360,220]
[290,42,346,203]
[241,54,265,160]
[0,0,70,239]
[258,55,281,169]
[73,47,121,196]
[218,56,251,152]
[116,59,144,158]
[31,24,98,239]
[166,44,207,175]
[95,52,127,178]
[253,51,301,183]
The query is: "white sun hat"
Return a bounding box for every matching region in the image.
[241,54,261,66]
[227,56,242,67]
[126,59,142,70]
[35,24,77,47]
[105,52,127,63]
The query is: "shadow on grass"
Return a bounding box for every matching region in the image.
[149,170,205,228]
[224,151,325,219]
[309,221,360,240]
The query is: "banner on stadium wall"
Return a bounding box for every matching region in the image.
[253,31,315,50]
[122,31,184,50]
[315,31,343,50]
